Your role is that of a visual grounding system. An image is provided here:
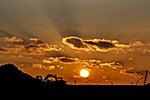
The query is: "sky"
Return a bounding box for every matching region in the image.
[0,0,150,85]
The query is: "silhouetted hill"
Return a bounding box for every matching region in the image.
[0,63,44,98]
[0,63,43,84]
[0,63,150,99]
[0,63,32,81]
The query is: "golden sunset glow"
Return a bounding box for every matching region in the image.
[80,69,89,78]
[0,0,150,85]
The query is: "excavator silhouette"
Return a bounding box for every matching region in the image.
[36,74,67,87]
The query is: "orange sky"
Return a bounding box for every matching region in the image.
[0,0,150,85]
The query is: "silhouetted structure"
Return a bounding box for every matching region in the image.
[36,75,43,81]
[144,70,148,85]
[136,77,143,85]
[38,74,67,87]
[0,63,150,99]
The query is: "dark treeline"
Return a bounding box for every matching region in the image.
[0,63,150,99]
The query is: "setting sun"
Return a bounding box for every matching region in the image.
[80,69,89,78]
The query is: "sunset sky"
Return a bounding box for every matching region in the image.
[0,0,150,85]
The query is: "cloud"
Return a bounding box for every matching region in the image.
[143,49,150,53]
[29,37,44,44]
[0,47,7,52]
[100,62,123,69]
[43,57,79,64]
[62,36,91,51]
[81,59,102,69]
[24,43,62,54]
[84,40,115,49]
[120,68,150,77]
[24,43,49,53]
[0,36,48,54]
[0,36,25,46]
[126,41,150,53]
[0,36,62,55]
[25,37,62,54]
[1,36,24,44]
[65,37,85,48]
[62,36,150,54]
[59,57,77,63]
[43,56,123,71]
[32,63,55,70]
[62,36,126,52]
[129,41,145,47]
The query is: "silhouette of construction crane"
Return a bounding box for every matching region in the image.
[36,74,67,86]
[43,74,58,82]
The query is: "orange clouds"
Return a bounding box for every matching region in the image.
[25,37,62,53]
[0,35,150,84]
[62,36,116,52]
[1,36,150,56]
[0,47,7,52]
[43,56,123,70]
[32,63,55,70]
[43,57,79,64]
[0,36,62,54]
[62,36,128,52]
[119,68,148,78]
[62,36,150,54]
[1,36,24,43]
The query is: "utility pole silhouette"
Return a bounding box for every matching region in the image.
[144,70,148,85]
[74,80,76,85]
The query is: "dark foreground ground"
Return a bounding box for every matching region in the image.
[1,83,150,99]
[0,64,150,99]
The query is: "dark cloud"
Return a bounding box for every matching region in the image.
[24,37,62,54]
[84,40,115,49]
[59,57,76,63]
[24,43,49,53]
[62,36,116,52]
[62,36,150,54]
[43,56,78,64]
[65,37,86,48]
[0,47,7,52]
[25,44,39,51]
[44,51,66,58]
[29,38,44,44]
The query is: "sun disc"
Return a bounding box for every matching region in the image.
[80,69,89,78]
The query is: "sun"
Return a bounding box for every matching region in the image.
[80,69,89,78]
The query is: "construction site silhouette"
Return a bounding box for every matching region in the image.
[0,63,150,99]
